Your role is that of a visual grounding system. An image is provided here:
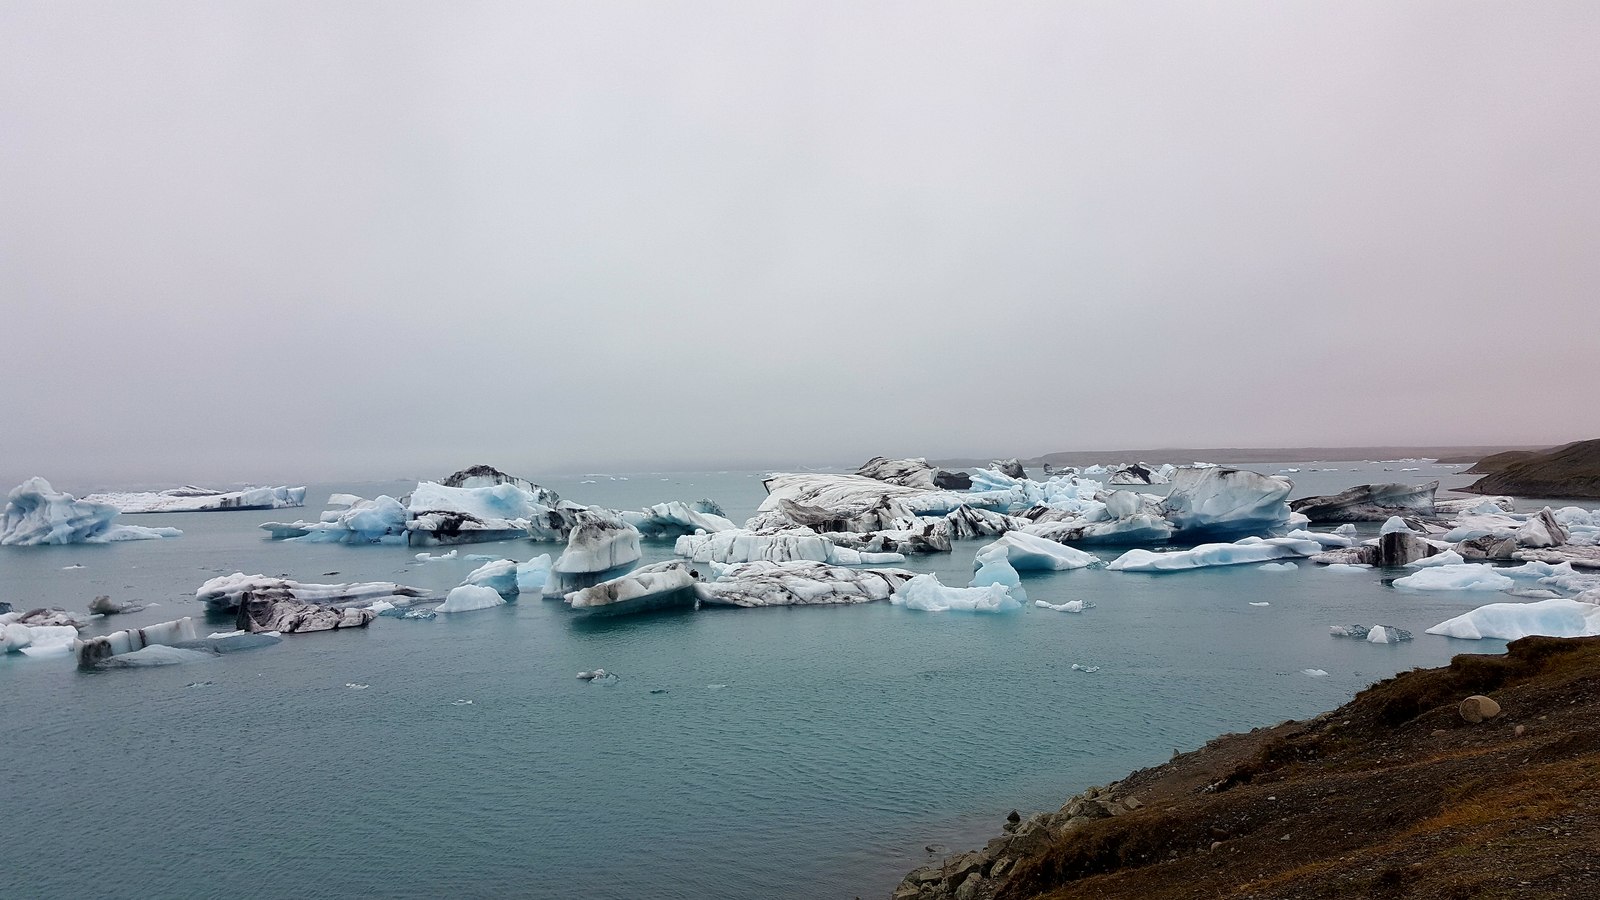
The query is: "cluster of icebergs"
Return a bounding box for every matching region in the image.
[15,456,1600,665]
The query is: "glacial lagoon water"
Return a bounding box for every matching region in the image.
[1,462,1552,898]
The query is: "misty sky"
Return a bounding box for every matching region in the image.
[3,2,1598,486]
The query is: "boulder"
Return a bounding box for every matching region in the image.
[1459,695,1502,723]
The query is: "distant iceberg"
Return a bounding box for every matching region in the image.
[2,477,182,545]
[84,485,307,514]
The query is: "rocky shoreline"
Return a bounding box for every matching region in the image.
[891,635,1600,899]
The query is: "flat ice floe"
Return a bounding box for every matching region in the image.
[1107,536,1322,572]
[1427,598,1600,640]
[1392,564,1515,592]
[84,485,307,514]
[2,477,182,545]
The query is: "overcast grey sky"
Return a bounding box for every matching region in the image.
[3,2,1598,485]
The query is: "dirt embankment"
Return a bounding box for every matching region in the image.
[893,636,1600,900]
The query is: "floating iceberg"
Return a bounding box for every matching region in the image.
[1020,514,1176,546]
[74,617,199,667]
[95,645,218,668]
[2,477,182,545]
[976,531,1100,571]
[407,476,559,546]
[970,544,1027,602]
[196,573,433,611]
[621,500,736,538]
[552,514,642,576]
[567,562,699,616]
[261,494,407,543]
[235,597,377,633]
[855,456,972,491]
[893,574,1021,613]
[1107,536,1322,572]
[459,559,516,595]
[1,621,80,656]
[1289,482,1437,522]
[436,585,507,614]
[1157,467,1293,536]
[1392,564,1515,592]
[84,485,307,514]
[1426,598,1600,640]
[1108,462,1171,485]
[696,561,913,608]
[1258,562,1298,571]
[1035,599,1090,613]
[517,554,553,593]
[1404,549,1466,568]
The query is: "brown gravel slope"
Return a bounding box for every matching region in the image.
[928,636,1600,900]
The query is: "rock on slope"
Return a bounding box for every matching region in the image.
[895,635,1600,900]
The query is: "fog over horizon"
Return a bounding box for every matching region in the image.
[3,2,1598,489]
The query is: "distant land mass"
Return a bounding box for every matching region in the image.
[1463,439,1600,499]
[934,445,1547,469]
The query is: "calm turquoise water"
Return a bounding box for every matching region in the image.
[1,462,1550,898]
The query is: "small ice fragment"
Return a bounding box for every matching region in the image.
[345,683,369,689]
[1301,668,1330,677]
[1034,599,1091,613]
[1070,663,1100,673]
[1249,601,1270,606]
[452,699,474,705]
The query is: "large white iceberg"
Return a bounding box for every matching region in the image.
[1157,467,1293,536]
[1,621,81,657]
[1107,536,1322,572]
[436,585,507,614]
[84,485,307,514]
[552,515,642,575]
[406,478,559,546]
[696,561,914,607]
[1392,564,1515,592]
[892,573,1021,613]
[975,531,1100,571]
[1426,598,1600,640]
[2,477,182,545]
